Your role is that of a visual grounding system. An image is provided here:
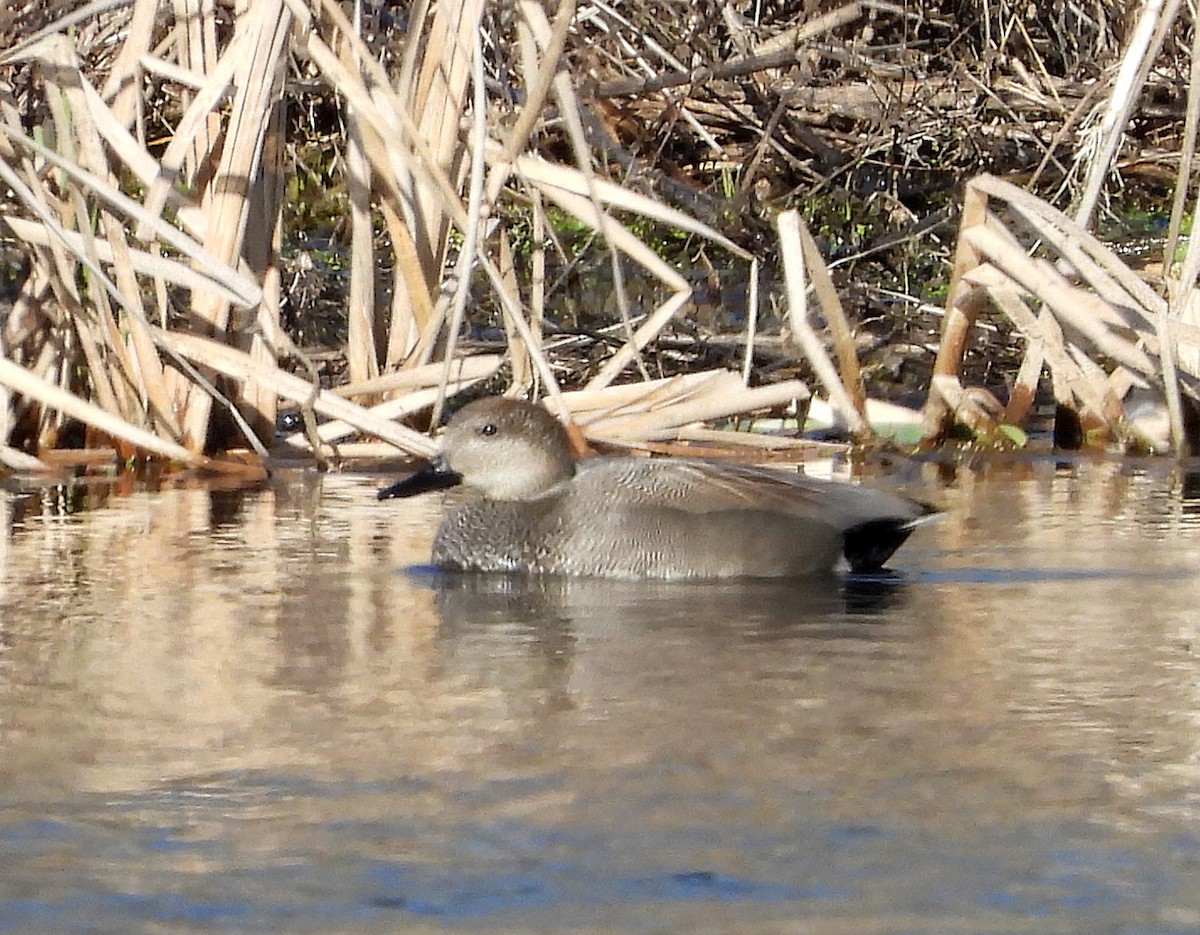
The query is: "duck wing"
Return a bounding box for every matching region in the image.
[579,457,925,527]
[575,458,931,573]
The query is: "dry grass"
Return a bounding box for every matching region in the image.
[0,0,1195,477]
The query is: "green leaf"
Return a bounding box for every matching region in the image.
[997,423,1028,447]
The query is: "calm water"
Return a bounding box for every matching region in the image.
[3,460,1200,934]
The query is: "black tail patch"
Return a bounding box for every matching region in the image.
[842,518,917,573]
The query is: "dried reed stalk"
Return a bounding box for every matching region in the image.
[0,0,979,475]
[924,173,1197,451]
[0,356,259,476]
[0,445,52,473]
[796,221,866,417]
[342,17,380,389]
[1072,0,1183,230]
[334,355,501,400]
[929,375,1005,443]
[922,179,989,439]
[582,379,810,442]
[279,385,484,451]
[157,330,438,457]
[595,2,863,98]
[777,209,867,436]
[280,357,501,451]
[966,266,1115,423]
[175,0,293,449]
[0,0,782,475]
[1164,17,1200,280]
[560,371,734,417]
[430,25,489,429]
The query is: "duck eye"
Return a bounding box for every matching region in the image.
[479,423,498,437]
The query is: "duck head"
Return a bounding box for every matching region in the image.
[378,398,577,502]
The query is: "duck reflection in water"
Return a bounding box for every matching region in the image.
[424,573,912,655]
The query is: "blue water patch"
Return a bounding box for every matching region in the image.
[0,819,75,844]
[0,819,1192,933]
[609,869,839,903]
[0,891,253,931]
[361,862,832,919]
[907,565,1193,585]
[365,864,557,917]
[976,844,1147,916]
[4,774,1200,932]
[824,823,891,845]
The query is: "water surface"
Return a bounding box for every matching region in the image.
[2,460,1200,933]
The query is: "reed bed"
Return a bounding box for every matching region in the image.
[0,0,1195,477]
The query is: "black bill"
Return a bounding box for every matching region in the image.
[377,456,463,500]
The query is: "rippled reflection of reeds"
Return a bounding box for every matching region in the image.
[1,466,1200,827]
